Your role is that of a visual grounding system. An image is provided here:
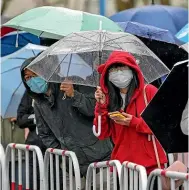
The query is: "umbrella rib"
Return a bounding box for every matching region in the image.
[47,54,69,81]
[4,81,23,118]
[105,43,124,50]
[66,54,72,77]
[32,50,36,56]
[38,31,44,38]
[1,43,22,47]
[9,57,27,60]
[104,35,124,50]
[73,33,98,43]
[160,6,179,32]
[104,34,129,44]
[101,31,107,51]
[90,32,102,41]
[82,32,100,41]
[100,30,107,50]
[65,35,88,77]
[91,52,97,86]
[18,33,34,43]
[1,66,21,74]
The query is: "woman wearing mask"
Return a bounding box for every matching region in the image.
[94,51,167,175]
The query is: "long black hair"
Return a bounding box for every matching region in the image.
[105,63,139,112]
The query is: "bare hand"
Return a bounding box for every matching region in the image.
[10,117,17,122]
[113,112,133,126]
[95,86,106,104]
[24,128,30,140]
[60,80,74,97]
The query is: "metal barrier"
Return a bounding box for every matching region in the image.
[44,148,81,190]
[0,144,5,190]
[85,160,122,190]
[120,161,148,190]
[147,168,189,190]
[4,143,44,190]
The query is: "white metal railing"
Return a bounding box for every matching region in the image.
[120,161,148,190]
[4,143,44,190]
[0,144,5,190]
[44,148,81,190]
[147,168,189,190]
[85,160,122,190]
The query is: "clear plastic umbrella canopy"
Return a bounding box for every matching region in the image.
[27,30,170,86]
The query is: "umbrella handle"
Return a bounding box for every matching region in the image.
[62,92,66,100]
[92,115,101,137]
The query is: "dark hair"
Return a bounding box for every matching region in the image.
[105,63,138,112]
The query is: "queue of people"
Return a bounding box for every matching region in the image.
[14,51,188,189]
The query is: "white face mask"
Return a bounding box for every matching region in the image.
[109,69,133,89]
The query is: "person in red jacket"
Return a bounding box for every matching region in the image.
[94,51,167,175]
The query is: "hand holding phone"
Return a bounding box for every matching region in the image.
[108,112,133,126]
[108,111,126,120]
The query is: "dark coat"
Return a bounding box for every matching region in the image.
[16,91,46,151]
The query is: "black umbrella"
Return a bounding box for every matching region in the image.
[139,36,188,70]
[141,60,188,153]
[139,36,188,88]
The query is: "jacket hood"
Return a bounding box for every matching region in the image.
[21,57,35,91]
[98,51,145,97]
[21,57,44,99]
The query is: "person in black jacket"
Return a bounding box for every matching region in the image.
[16,90,46,189]
[17,90,45,147]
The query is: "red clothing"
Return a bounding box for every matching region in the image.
[94,51,167,174]
[1,27,16,37]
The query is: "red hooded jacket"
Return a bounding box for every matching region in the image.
[94,51,167,174]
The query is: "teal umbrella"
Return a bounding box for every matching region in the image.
[3,6,122,39]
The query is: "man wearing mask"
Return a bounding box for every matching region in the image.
[21,57,112,188]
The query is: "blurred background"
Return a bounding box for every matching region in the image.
[1,0,188,18]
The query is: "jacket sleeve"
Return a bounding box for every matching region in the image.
[72,86,96,117]
[34,104,61,149]
[93,102,112,140]
[129,84,158,134]
[16,91,35,130]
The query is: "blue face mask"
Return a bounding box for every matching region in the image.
[26,77,48,94]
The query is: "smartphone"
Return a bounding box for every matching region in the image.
[108,111,126,120]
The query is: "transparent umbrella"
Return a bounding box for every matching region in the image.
[27,30,169,85]
[27,30,170,136]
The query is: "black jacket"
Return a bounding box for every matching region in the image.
[17,91,35,130]
[21,58,112,176]
[16,91,46,151]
